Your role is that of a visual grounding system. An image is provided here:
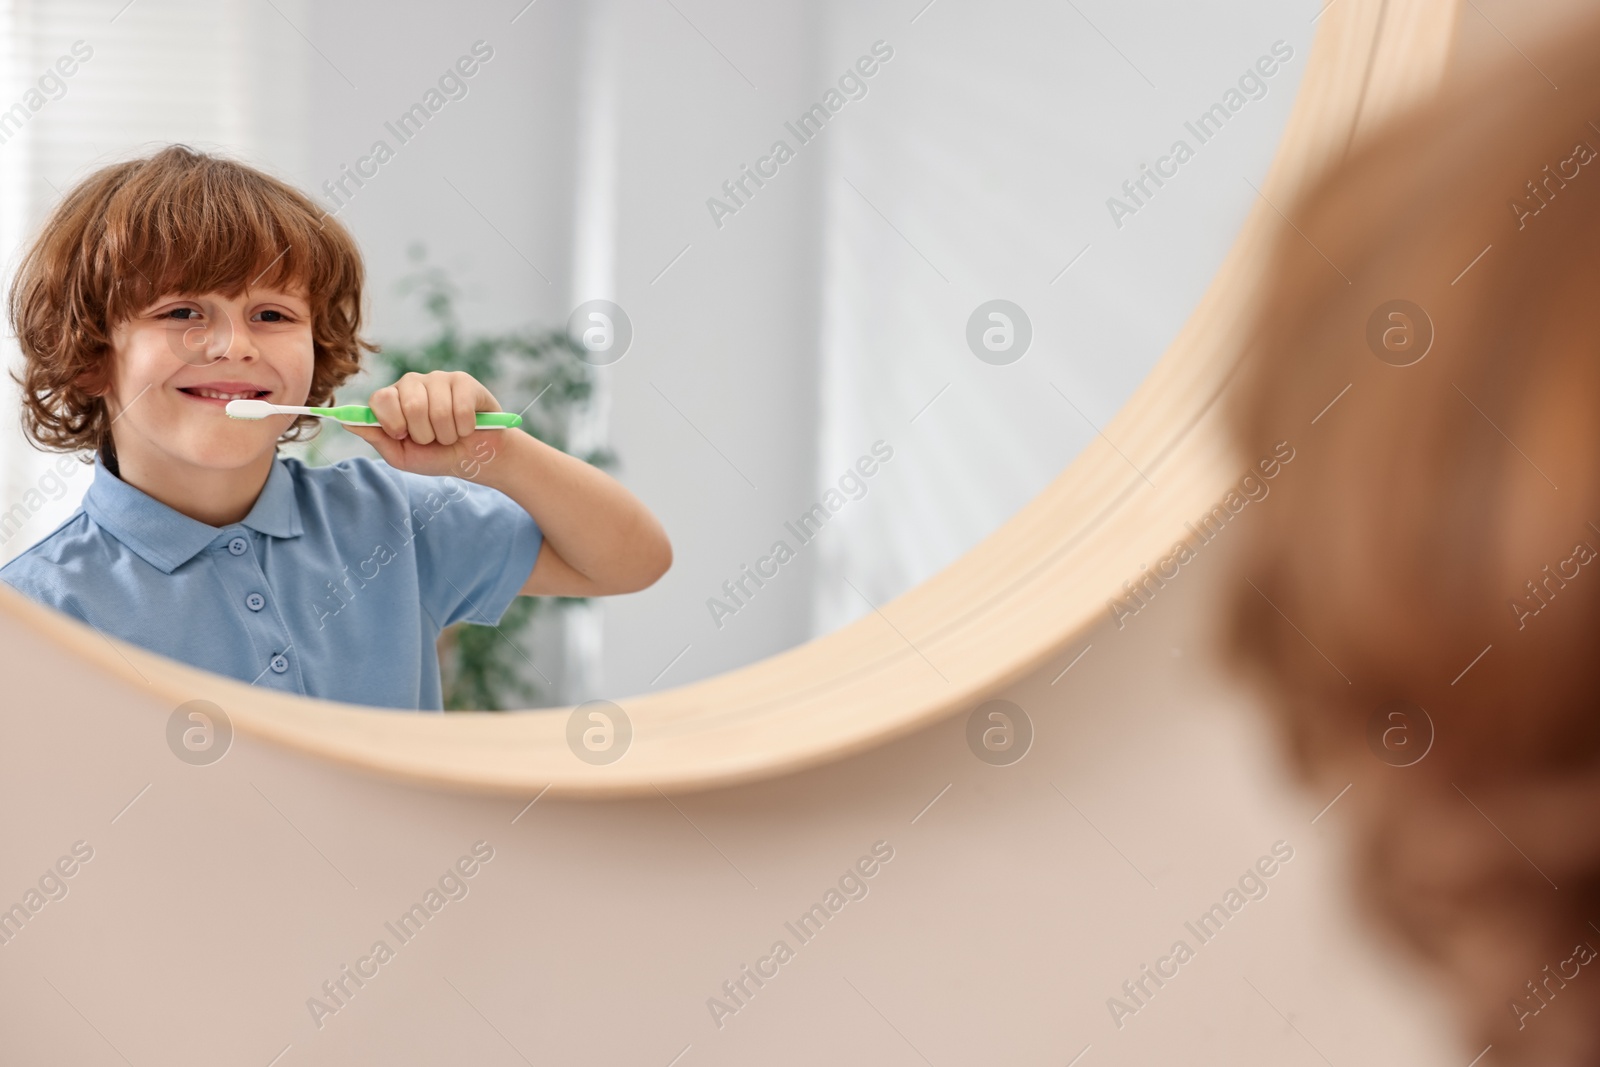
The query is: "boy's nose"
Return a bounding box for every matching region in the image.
[205,313,260,363]
[219,309,260,361]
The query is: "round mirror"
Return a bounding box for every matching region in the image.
[0,0,1459,793]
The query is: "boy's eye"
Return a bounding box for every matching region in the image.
[255,309,292,322]
[165,307,200,320]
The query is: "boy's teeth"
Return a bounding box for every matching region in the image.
[190,389,261,400]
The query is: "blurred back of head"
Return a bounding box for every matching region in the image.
[1225,8,1600,1061]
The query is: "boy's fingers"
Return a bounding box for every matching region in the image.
[368,384,409,439]
[396,375,436,445]
[429,378,459,446]
[370,371,498,447]
[453,378,480,441]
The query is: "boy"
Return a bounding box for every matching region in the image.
[0,145,670,711]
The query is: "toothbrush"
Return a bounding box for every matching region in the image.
[225,398,521,429]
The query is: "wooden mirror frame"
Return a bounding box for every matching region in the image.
[0,0,1462,797]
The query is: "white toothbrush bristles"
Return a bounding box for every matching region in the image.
[225,398,285,420]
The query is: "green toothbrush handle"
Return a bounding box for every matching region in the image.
[317,405,522,429]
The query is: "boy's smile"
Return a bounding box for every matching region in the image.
[87,285,316,527]
[175,383,273,405]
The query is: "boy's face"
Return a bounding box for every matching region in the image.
[96,285,315,473]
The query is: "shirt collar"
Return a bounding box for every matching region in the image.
[81,451,303,574]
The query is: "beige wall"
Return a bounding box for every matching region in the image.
[0,531,1466,1064]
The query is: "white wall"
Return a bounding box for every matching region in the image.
[812,0,1314,636]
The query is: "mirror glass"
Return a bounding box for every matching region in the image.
[0,0,1313,710]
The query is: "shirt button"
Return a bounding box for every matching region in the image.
[227,536,248,556]
[246,592,265,611]
[270,653,289,674]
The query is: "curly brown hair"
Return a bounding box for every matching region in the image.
[6,144,377,473]
[1223,9,1600,1064]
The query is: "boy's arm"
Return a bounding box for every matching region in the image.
[346,370,671,599]
[473,428,671,598]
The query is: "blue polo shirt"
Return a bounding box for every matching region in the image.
[0,451,541,711]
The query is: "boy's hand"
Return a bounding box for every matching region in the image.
[344,370,509,478]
